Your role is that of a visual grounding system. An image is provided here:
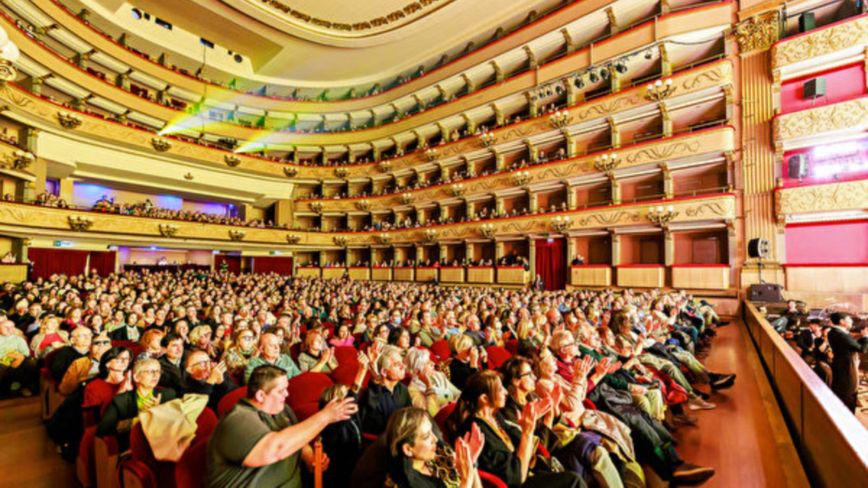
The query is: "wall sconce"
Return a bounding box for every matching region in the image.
[11,150,35,170]
[286,234,301,244]
[334,167,348,178]
[551,215,573,232]
[480,223,496,238]
[228,229,247,241]
[378,234,392,245]
[512,170,531,189]
[379,160,392,172]
[151,137,172,152]
[452,183,466,197]
[283,166,299,178]
[158,223,179,237]
[549,110,573,129]
[309,201,324,214]
[479,131,497,148]
[334,236,348,247]
[594,153,620,174]
[425,148,439,162]
[57,111,83,129]
[68,215,94,231]
[224,154,241,167]
[356,199,371,211]
[646,78,675,102]
[424,229,438,242]
[647,205,678,226]
[401,193,414,205]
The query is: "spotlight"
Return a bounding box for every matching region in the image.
[530,94,537,102]
[615,62,627,74]
[645,49,653,60]
[546,88,553,97]
[555,85,564,95]
[601,67,610,80]
[574,77,584,89]
[588,70,599,83]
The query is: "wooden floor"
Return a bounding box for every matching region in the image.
[672,319,807,487]
[0,318,806,488]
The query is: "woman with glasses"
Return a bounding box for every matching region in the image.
[189,325,218,359]
[97,357,176,450]
[59,332,113,395]
[224,328,258,379]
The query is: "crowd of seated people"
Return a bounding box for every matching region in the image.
[0,267,738,486]
[767,300,868,414]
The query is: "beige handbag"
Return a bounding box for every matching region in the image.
[140,393,208,462]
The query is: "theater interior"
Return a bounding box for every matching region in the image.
[0,0,866,486]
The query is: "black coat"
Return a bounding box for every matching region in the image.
[96,387,177,438]
[827,327,868,411]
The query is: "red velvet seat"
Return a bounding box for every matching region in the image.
[430,340,451,363]
[504,339,519,356]
[330,346,370,390]
[175,441,207,488]
[479,470,509,488]
[433,402,456,443]
[486,345,511,369]
[112,340,144,358]
[129,424,177,488]
[217,386,247,417]
[287,372,334,421]
[39,348,65,419]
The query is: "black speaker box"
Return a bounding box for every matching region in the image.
[788,154,808,179]
[747,238,771,259]
[799,12,816,33]
[751,284,783,303]
[804,77,826,99]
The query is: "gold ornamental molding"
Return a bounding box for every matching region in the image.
[298,126,735,213]
[774,98,868,144]
[775,180,868,217]
[0,60,731,181]
[0,194,735,247]
[255,0,455,35]
[773,15,868,70]
[734,12,780,54]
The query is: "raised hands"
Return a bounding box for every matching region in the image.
[207,361,227,385]
[322,396,358,424]
[455,423,485,483]
[575,355,596,379]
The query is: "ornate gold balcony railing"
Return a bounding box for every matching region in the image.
[4,2,733,147]
[772,14,868,72]
[775,180,868,223]
[0,193,736,248]
[0,60,732,181]
[296,125,735,213]
[773,97,868,150]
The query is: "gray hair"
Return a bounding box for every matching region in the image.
[378,345,403,371]
[404,347,430,376]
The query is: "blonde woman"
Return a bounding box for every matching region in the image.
[298,329,338,373]
[30,315,69,359]
[223,328,259,378]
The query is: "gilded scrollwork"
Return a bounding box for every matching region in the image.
[775,98,868,142]
[776,180,868,215]
[735,13,780,53]
[256,0,452,34]
[683,201,736,218]
[773,16,868,69]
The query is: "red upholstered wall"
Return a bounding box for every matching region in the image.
[785,221,868,265]
[780,63,866,114]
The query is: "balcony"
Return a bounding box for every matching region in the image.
[0,192,736,247]
[775,179,868,224]
[773,96,868,151]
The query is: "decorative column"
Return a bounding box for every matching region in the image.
[495,195,505,216]
[319,251,327,266]
[465,241,474,262]
[608,117,621,149]
[528,190,538,213]
[525,139,538,164]
[563,129,577,158]
[611,232,621,267]
[496,241,505,260]
[566,186,577,210]
[462,114,477,134]
[609,66,622,93]
[659,103,673,138]
[491,104,504,126]
[562,28,575,55]
[526,92,539,118]
[492,148,506,172]
[661,163,674,199]
[439,244,448,262]
[606,7,619,35]
[346,146,356,164]
[664,229,674,266]
[59,179,74,203]
[371,143,381,162]
[609,175,621,205]
[659,44,672,77]
[465,198,474,220]
[528,238,537,279]
[566,236,576,262]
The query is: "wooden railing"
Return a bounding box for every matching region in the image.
[743,301,868,486]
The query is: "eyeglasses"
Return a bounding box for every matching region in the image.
[94,340,111,346]
[190,360,210,370]
[240,336,255,341]
[138,369,161,376]
[519,371,536,379]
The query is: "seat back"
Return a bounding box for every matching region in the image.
[479,470,509,488]
[430,340,451,362]
[112,340,144,358]
[287,372,334,421]
[175,441,207,488]
[194,408,218,443]
[217,387,247,417]
[433,402,456,443]
[129,423,176,488]
[330,346,369,390]
[504,339,518,356]
[486,345,511,369]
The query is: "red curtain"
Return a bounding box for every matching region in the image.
[535,239,567,290]
[27,248,89,280]
[88,251,117,276]
[214,255,241,274]
[253,256,294,275]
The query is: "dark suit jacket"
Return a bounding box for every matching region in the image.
[827,327,868,407]
[158,356,186,393]
[96,387,177,437]
[110,326,142,342]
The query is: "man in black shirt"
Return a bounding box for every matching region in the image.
[360,345,411,435]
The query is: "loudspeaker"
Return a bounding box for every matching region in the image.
[788,154,808,179]
[750,284,783,303]
[747,238,771,259]
[799,12,816,33]
[803,77,826,99]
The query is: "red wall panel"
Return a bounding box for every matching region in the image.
[780,63,866,115]
[785,221,868,264]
